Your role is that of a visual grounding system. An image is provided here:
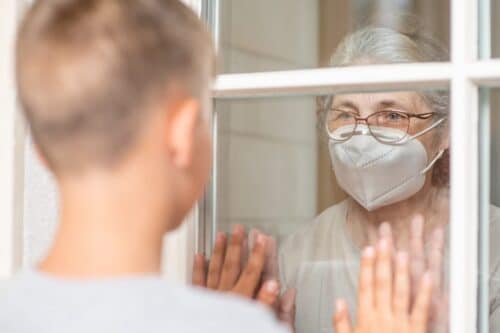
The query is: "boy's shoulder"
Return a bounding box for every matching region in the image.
[0,271,289,333]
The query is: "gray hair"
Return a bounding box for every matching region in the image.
[329,26,449,119]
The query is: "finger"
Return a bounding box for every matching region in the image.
[411,272,433,333]
[333,299,353,333]
[256,280,280,308]
[379,222,394,250]
[246,229,261,263]
[241,237,248,271]
[433,296,449,333]
[279,288,297,326]
[375,238,392,314]
[248,229,259,250]
[192,253,207,287]
[357,246,375,324]
[263,235,279,282]
[206,232,227,289]
[410,215,425,296]
[379,222,395,269]
[379,222,395,276]
[219,224,245,291]
[233,234,267,297]
[428,227,445,292]
[393,251,410,317]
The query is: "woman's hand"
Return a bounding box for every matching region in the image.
[379,216,448,333]
[333,240,433,333]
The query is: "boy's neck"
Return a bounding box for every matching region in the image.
[39,168,175,278]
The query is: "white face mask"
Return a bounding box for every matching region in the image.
[328,123,445,211]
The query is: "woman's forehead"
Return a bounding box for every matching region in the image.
[332,91,423,109]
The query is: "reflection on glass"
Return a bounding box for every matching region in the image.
[217,0,450,73]
[214,20,459,333]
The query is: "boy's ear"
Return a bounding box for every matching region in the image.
[165,97,200,169]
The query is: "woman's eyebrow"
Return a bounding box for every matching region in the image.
[333,101,358,111]
[377,100,409,109]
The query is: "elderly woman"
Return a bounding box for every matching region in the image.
[193,25,500,333]
[277,26,500,333]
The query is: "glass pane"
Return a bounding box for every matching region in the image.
[479,88,500,333]
[217,0,450,73]
[214,88,450,333]
[491,1,500,58]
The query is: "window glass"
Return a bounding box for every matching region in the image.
[214,88,452,333]
[491,1,500,58]
[217,0,450,74]
[479,88,500,333]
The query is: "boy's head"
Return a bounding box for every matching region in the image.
[17,0,215,228]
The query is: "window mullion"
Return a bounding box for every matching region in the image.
[0,0,25,278]
[450,0,480,332]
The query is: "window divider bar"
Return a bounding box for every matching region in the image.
[213,59,500,98]
[213,62,452,98]
[449,0,480,332]
[468,60,500,86]
[0,0,25,278]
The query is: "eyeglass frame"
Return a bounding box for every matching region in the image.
[322,107,440,144]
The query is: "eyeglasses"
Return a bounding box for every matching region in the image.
[325,109,437,144]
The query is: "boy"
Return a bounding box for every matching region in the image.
[0,0,287,332]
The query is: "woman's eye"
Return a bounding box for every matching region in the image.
[384,111,404,121]
[331,111,353,121]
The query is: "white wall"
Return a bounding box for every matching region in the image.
[216,0,319,242]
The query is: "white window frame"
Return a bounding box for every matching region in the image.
[0,0,26,279]
[0,0,493,332]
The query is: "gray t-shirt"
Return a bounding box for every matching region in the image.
[0,270,289,333]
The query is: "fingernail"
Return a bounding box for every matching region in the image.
[363,246,374,258]
[232,224,244,234]
[335,299,345,312]
[413,215,424,228]
[265,280,279,294]
[257,234,267,246]
[397,251,408,264]
[216,232,225,242]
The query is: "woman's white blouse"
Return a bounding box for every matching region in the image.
[279,199,500,333]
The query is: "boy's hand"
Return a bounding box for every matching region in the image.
[333,239,433,333]
[192,225,279,307]
[379,217,448,333]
